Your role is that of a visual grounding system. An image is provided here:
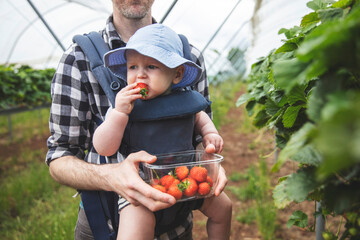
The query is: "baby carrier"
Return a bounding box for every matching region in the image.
[73,31,209,239]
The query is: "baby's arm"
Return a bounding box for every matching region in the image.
[194,111,224,153]
[93,83,142,156]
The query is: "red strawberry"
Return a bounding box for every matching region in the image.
[172,179,180,186]
[151,178,160,186]
[153,184,166,193]
[160,175,176,189]
[167,184,183,200]
[175,166,189,180]
[198,182,211,196]
[206,176,213,187]
[181,177,198,197]
[190,166,208,183]
[135,83,149,98]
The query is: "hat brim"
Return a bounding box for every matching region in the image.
[104,44,202,89]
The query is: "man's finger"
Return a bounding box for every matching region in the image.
[127,150,157,164]
[130,184,176,211]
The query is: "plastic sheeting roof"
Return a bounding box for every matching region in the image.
[1,0,310,75]
[1,0,112,68]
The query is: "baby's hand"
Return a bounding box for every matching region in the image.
[203,133,224,153]
[114,83,143,115]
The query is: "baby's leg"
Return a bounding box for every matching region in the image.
[117,204,155,240]
[199,192,232,240]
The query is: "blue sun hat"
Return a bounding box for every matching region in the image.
[104,23,202,89]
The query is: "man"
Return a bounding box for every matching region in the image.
[46,0,228,239]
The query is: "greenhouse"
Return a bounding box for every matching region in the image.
[1,0,359,239]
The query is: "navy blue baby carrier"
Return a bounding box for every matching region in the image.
[73,31,209,239]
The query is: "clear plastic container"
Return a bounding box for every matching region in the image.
[143,150,224,202]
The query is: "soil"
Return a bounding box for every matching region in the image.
[0,91,333,239]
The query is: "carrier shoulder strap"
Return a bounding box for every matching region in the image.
[178,34,197,63]
[73,32,121,240]
[73,31,125,108]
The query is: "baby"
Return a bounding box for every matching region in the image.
[93,24,232,240]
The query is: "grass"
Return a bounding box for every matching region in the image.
[0,108,49,143]
[0,108,79,240]
[0,159,79,240]
[228,160,278,240]
[210,76,244,128]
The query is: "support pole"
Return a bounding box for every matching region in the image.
[201,0,243,54]
[316,201,325,240]
[8,114,13,142]
[26,0,66,51]
[160,0,178,23]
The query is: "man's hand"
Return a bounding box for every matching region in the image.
[102,151,176,211]
[49,151,176,212]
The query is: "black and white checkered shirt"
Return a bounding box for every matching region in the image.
[46,16,211,239]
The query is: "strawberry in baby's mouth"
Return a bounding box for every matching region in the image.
[135,83,149,99]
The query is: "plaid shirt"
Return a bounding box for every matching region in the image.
[46,16,211,239]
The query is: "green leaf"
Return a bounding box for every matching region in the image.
[291,144,322,166]
[273,58,309,93]
[282,105,304,128]
[267,108,285,129]
[287,210,308,228]
[278,26,302,39]
[270,90,287,107]
[275,133,289,149]
[320,92,351,121]
[275,42,298,54]
[245,100,257,116]
[306,88,323,123]
[331,0,354,9]
[253,109,271,128]
[272,123,316,172]
[273,180,292,209]
[287,85,307,105]
[286,167,318,202]
[301,12,320,27]
[318,8,345,22]
[236,93,253,107]
[322,181,360,214]
[296,6,360,71]
[265,98,280,116]
[315,93,360,179]
[306,0,331,11]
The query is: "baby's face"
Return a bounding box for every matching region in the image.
[126,50,179,99]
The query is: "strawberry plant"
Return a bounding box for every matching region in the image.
[237,0,360,238]
[0,64,54,110]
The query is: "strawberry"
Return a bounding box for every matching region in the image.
[206,176,213,187]
[190,166,208,183]
[198,182,211,196]
[175,166,189,180]
[167,184,183,200]
[152,184,166,193]
[160,174,176,189]
[151,178,160,186]
[172,179,180,186]
[135,82,148,98]
[181,177,198,197]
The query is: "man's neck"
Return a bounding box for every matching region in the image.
[112,13,153,43]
